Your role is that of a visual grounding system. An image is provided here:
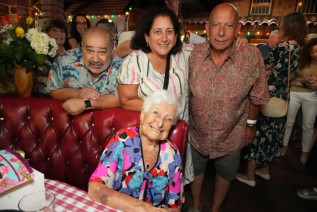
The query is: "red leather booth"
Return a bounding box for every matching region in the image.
[0,97,188,191]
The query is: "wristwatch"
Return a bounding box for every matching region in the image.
[84,99,91,109]
[246,123,256,129]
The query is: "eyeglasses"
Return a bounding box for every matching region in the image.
[76,22,87,26]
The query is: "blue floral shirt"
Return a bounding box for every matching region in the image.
[47,48,122,97]
[89,127,183,209]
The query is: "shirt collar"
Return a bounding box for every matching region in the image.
[205,40,238,63]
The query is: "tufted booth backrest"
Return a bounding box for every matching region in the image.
[0,97,188,191]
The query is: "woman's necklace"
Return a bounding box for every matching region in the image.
[143,143,159,171]
[145,160,151,170]
[139,130,160,171]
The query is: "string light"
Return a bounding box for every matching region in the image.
[33,5,42,17]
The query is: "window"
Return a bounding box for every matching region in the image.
[296,0,317,14]
[250,0,272,15]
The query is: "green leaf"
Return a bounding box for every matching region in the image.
[33,54,47,65]
[0,61,14,76]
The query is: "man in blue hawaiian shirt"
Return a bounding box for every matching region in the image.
[47,27,122,115]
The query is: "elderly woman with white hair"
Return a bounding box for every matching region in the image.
[88,89,183,212]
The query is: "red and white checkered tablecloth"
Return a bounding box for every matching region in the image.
[45,179,118,212]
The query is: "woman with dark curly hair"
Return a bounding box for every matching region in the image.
[281,37,317,164]
[43,19,68,57]
[237,12,307,187]
[117,7,191,117]
[67,13,90,49]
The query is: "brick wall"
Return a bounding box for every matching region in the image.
[0,0,31,17]
[41,0,64,20]
[0,0,64,21]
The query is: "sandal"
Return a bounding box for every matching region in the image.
[297,187,317,200]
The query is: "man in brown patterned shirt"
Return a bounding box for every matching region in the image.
[188,3,269,212]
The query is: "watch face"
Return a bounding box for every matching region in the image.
[84,100,91,108]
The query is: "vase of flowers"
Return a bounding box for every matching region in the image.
[0,16,57,97]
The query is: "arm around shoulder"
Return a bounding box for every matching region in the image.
[113,40,133,58]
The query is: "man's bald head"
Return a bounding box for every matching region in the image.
[83,26,114,50]
[209,3,239,24]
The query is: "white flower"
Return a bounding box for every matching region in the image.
[25,28,57,57]
[48,37,58,57]
[4,36,13,44]
[0,24,14,44]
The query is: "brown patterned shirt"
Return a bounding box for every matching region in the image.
[189,42,269,159]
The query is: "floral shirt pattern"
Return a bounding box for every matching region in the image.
[117,45,193,122]
[189,41,269,159]
[47,48,122,97]
[89,127,183,209]
[245,41,302,165]
[264,41,301,100]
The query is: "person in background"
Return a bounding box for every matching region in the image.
[236,12,307,187]
[296,74,317,200]
[88,89,183,212]
[47,27,121,115]
[96,19,117,48]
[34,19,68,95]
[257,30,281,59]
[189,3,269,212]
[114,7,146,58]
[298,187,317,200]
[43,19,68,57]
[281,37,317,164]
[67,13,90,49]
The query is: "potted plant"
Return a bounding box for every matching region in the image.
[0,15,57,97]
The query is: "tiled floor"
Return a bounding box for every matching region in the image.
[183,146,317,212]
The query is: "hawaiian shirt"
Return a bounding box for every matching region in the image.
[47,48,122,97]
[189,41,269,159]
[89,127,183,209]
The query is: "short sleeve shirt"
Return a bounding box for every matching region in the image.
[47,48,122,97]
[89,127,183,209]
[189,42,269,159]
[117,44,193,121]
